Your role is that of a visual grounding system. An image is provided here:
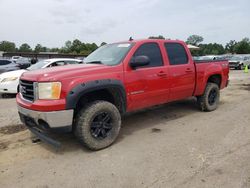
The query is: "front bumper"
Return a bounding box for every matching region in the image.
[18,105,74,129]
[18,105,74,148]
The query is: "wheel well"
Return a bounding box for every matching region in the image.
[207,74,221,87]
[75,88,125,114]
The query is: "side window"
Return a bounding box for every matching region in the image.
[165,43,188,65]
[133,43,163,67]
[50,61,65,67]
[65,61,79,65]
[0,60,11,65]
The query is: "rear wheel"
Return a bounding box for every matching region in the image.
[74,101,121,150]
[197,83,220,112]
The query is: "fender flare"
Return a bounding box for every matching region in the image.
[65,79,127,113]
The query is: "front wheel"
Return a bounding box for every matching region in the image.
[74,101,121,150]
[197,83,220,112]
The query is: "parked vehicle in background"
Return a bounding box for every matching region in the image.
[194,55,218,61]
[0,59,20,74]
[11,56,22,62]
[16,39,229,150]
[15,57,31,69]
[229,56,250,70]
[0,58,82,94]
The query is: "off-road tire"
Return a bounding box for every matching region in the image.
[197,82,220,112]
[74,100,121,150]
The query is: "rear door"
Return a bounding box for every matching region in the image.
[124,42,170,111]
[164,42,195,101]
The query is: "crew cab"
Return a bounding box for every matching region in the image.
[16,39,229,150]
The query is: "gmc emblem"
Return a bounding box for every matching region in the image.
[20,86,26,94]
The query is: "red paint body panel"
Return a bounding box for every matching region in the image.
[17,39,229,113]
[16,93,66,111]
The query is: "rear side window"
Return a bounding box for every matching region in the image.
[133,43,163,67]
[50,61,65,67]
[65,60,80,65]
[0,60,11,65]
[165,43,188,65]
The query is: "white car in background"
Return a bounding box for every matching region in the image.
[0,58,82,94]
[11,56,22,62]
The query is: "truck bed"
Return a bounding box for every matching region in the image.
[194,60,229,96]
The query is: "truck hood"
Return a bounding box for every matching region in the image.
[20,64,113,81]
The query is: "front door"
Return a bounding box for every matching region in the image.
[124,42,170,111]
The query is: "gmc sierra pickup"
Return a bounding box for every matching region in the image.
[16,39,229,150]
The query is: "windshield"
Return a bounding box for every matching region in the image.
[84,43,134,66]
[27,60,50,71]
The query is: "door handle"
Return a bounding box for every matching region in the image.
[185,68,193,73]
[157,71,167,77]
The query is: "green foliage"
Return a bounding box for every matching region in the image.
[19,43,32,52]
[225,40,237,54]
[101,42,107,46]
[0,41,16,52]
[34,44,48,52]
[198,43,225,55]
[148,35,165,39]
[1,37,250,56]
[234,38,250,54]
[186,35,204,46]
[60,39,99,55]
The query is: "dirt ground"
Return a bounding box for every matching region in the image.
[0,70,250,188]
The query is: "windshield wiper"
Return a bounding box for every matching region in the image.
[85,61,103,64]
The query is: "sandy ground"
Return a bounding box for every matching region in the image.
[0,70,250,188]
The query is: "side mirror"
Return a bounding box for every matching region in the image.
[130,55,150,69]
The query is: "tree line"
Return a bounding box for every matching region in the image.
[149,35,250,55]
[0,39,106,55]
[185,35,250,56]
[0,35,250,56]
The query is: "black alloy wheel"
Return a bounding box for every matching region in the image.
[90,112,113,139]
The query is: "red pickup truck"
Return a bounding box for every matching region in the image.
[17,39,229,150]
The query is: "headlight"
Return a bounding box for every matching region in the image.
[1,77,18,82]
[37,82,61,100]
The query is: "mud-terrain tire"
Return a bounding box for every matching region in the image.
[74,101,121,150]
[197,82,220,112]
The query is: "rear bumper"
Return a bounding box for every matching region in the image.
[18,105,74,129]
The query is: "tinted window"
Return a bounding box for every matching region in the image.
[165,43,188,65]
[50,61,65,67]
[133,43,163,67]
[65,60,80,65]
[0,60,12,65]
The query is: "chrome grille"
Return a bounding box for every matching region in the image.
[20,80,34,101]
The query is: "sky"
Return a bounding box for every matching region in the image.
[0,0,249,48]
